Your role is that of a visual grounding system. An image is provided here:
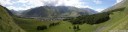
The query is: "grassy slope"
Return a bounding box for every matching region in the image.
[103,0,128,12]
[0,6,25,32]
[101,5,128,32]
[13,17,61,32]
[75,5,128,32]
[14,17,74,32]
[95,8,128,32]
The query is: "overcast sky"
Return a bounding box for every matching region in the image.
[0,0,123,12]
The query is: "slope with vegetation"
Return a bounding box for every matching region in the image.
[0,5,25,32]
[103,0,128,12]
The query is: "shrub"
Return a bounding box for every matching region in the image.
[73,25,77,30]
[49,22,60,27]
[73,25,80,31]
[76,25,80,30]
[37,25,47,30]
[0,17,1,19]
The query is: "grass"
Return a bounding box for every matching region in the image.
[0,6,25,32]
[94,6,128,32]
[13,17,61,32]
[39,21,73,32]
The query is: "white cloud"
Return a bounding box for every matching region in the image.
[7,5,30,10]
[95,8,104,12]
[113,0,123,5]
[0,0,90,11]
[93,0,102,4]
[0,0,13,6]
[116,0,123,3]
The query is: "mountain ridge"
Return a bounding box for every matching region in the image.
[20,6,97,18]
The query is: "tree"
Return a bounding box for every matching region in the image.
[0,17,1,19]
[65,12,110,25]
[73,25,77,30]
[37,25,47,30]
[49,22,60,27]
[76,25,80,30]
[73,25,80,32]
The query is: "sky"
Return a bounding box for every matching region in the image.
[0,0,123,12]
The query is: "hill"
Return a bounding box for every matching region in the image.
[0,5,25,32]
[102,0,128,12]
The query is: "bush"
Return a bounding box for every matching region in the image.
[49,22,60,27]
[37,25,47,30]
[63,17,74,21]
[73,25,77,30]
[0,17,1,19]
[73,25,80,31]
[108,7,125,12]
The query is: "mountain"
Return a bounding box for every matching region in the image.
[21,6,97,18]
[102,0,127,12]
[0,5,25,32]
[10,10,24,16]
[80,8,98,14]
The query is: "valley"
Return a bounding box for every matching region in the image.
[0,0,128,32]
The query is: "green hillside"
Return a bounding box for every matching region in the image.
[103,0,128,12]
[0,5,25,32]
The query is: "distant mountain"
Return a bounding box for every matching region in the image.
[80,8,98,14]
[10,10,24,16]
[21,6,97,18]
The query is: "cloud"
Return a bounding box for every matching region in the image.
[0,0,90,11]
[93,0,102,4]
[116,0,123,3]
[113,0,123,5]
[95,8,104,12]
[0,0,13,6]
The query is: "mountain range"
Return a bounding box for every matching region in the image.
[18,6,97,18]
